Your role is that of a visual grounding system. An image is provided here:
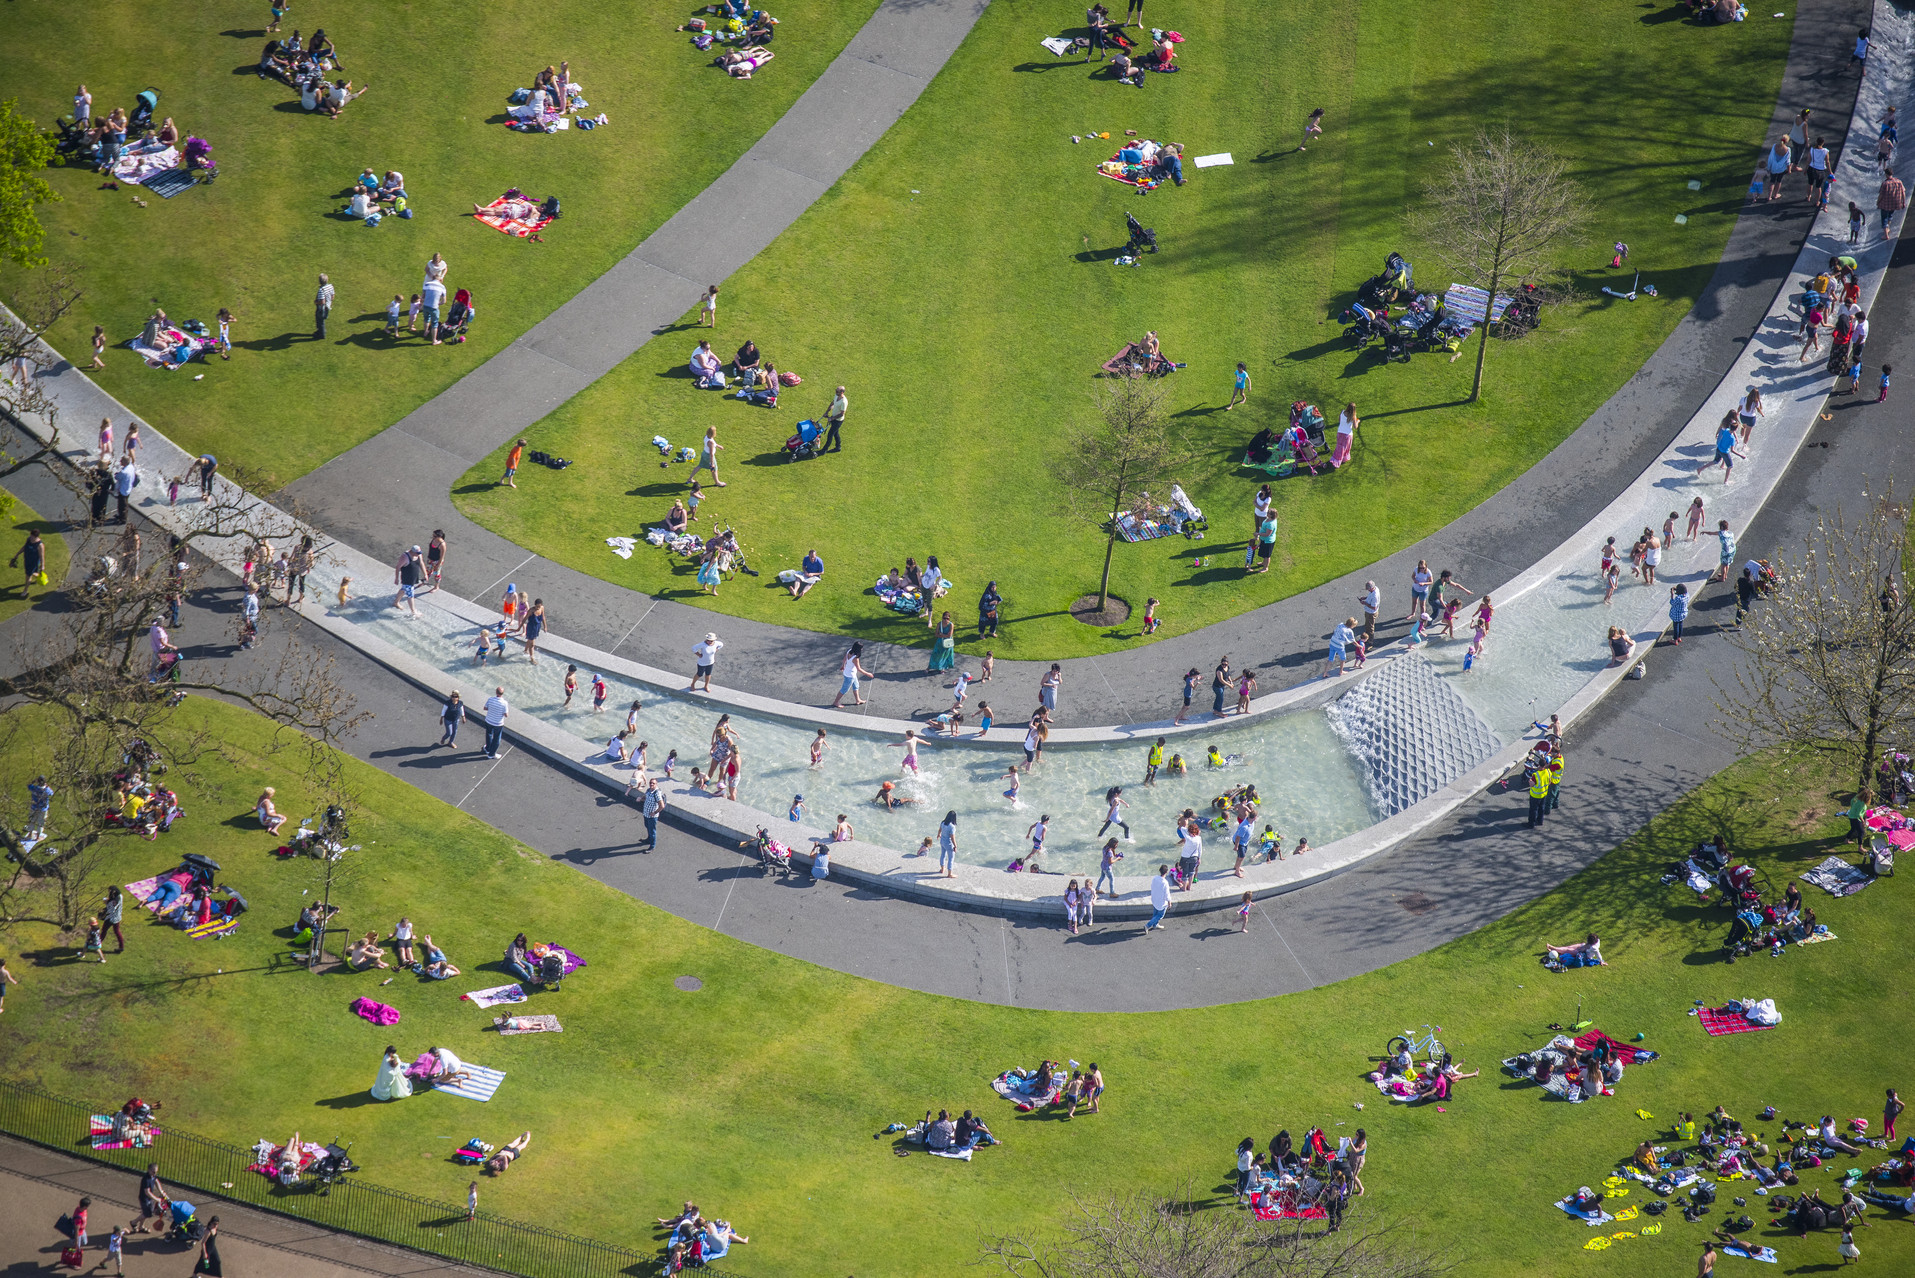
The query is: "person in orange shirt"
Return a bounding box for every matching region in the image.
[501,439,526,489]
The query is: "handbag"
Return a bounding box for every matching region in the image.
[941,637,954,649]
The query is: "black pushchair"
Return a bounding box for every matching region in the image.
[1357,251,1413,307]
[1342,302,1391,348]
[312,1142,358,1194]
[1125,210,1158,254]
[784,419,823,460]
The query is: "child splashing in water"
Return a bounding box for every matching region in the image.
[1003,767,1022,803]
[894,729,922,775]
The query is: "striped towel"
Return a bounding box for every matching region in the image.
[495,1014,561,1035]
[188,916,239,940]
[433,1064,506,1102]
[90,1115,157,1150]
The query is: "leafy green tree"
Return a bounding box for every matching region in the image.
[0,99,58,268]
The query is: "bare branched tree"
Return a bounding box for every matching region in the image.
[0,269,84,486]
[1408,129,1586,401]
[1713,480,1915,803]
[979,1188,1447,1278]
[1058,375,1194,615]
[0,470,367,928]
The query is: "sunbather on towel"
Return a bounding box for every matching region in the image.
[477,196,540,221]
[484,1130,530,1176]
[716,47,772,78]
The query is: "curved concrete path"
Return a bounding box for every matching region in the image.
[281,0,1870,730]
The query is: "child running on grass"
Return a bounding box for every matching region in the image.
[1301,107,1324,150]
[1228,362,1250,409]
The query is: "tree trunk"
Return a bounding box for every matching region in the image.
[1097,529,1117,611]
[1470,263,1497,403]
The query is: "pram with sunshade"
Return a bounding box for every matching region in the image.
[783,418,823,459]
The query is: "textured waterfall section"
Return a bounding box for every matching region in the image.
[1325,656,1502,817]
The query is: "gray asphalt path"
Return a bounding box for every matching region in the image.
[275,0,1868,730]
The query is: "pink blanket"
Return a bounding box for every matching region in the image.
[351,997,400,1026]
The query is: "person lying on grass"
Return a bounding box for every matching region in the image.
[414,936,460,980]
[1545,933,1607,967]
[484,1131,530,1175]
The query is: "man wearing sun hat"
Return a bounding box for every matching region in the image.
[690,632,722,692]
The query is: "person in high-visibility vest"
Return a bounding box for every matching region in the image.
[1545,753,1565,813]
[1528,763,1552,827]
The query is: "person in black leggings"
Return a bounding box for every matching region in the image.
[1125,0,1145,28]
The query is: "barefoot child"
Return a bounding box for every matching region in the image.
[1228,362,1250,409]
[216,308,235,360]
[1003,766,1021,801]
[591,672,608,713]
[91,325,107,369]
[1301,107,1324,149]
[981,651,995,681]
[1142,597,1160,634]
[408,293,423,333]
[386,294,403,337]
[895,729,922,774]
[337,576,353,606]
[1238,890,1254,933]
[562,664,578,708]
[809,728,827,767]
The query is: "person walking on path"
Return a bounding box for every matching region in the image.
[927,612,958,673]
[1788,107,1811,171]
[501,439,525,489]
[1737,386,1764,445]
[424,530,447,592]
[0,953,17,1013]
[1853,27,1870,74]
[1879,171,1906,238]
[1228,361,1250,409]
[1172,670,1198,725]
[113,455,137,524]
[690,632,722,691]
[393,545,424,615]
[1668,583,1690,645]
[314,273,334,338]
[1210,657,1232,717]
[9,527,45,601]
[437,690,465,747]
[1407,560,1433,620]
[101,885,125,953]
[833,642,872,707]
[1528,758,1552,827]
[1357,580,1379,644]
[1764,138,1791,202]
[1039,663,1061,715]
[822,386,848,453]
[1697,414,1744,483]
[1096,837,1122,897]
[481,687,509,759]
[1146,865,1170,932]
[1711,520,1739,583]
[937,811,958,878]
[194,1216,222,1276]
[640,778,666,843]
[1881,363,1894,402]
[71,1196,91,1250]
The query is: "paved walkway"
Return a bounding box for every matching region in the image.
[0,1136,483,1277]
[273,0,1868,730]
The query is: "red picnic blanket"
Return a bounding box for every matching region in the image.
[1097,151,1160,189]
[1697,1006,1773,1037]
[1251,1190,1328,1221]
[473,196,551,239]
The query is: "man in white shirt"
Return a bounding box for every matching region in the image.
[422,277,448,345]
[482,687,509,759]
[823,386,848,453]
[1357,581,1380,643]
[690,633,722,691]
[1146,865,1171,933]
[114,456,139,524]
[314,273,335,338]
[1178,822,1203,891]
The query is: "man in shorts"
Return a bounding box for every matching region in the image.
[421,276,447,345]
[393,545,424,615]
[690,632,722,692]
[501,439,525,489]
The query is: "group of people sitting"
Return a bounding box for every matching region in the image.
[1377,1046,1479,1102]
[346,168,408,217]
[657,1201,748,1269]
[258,29,341,86]
[1111,137,1187,184]
[509,62,585,124]
[1100,20,1182,86]
[920,1107,1001,1152]
[690,339,788,398]
[1233,1127,1363,1226]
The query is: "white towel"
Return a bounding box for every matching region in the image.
[1041,36,1074,56]
[462,983,526,1008]
[1193,153,1234,169]
[433,1063,505,1102]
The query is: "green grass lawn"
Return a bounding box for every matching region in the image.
[0,494,71,626]
[2,697,1908,1276]
[0,0,880,490]
[455,1,1792,659]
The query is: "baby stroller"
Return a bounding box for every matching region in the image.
[86,553,120,596]
[1166,483,1208,537]
[1125,210,1159,255]
[1342,301,1391,349]
[747,827,794,875]
[53,116,94,160]
[784,418,823,460]
[1356,251,1413,307]
[1493,283,1542,338]
[128,89,159,134]
[311,1141,358,1194]
[150,649,184,685]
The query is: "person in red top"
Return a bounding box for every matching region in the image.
[1879,172,1907,238]
[71,1196,91,1248]
[501,439,526,489]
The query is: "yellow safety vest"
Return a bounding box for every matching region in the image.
[1529,770,1551,799]
[1547,760,1564,789]
[1148,745,1164,766]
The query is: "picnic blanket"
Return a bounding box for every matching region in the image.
[927,1146,973,1161]
[1101,342,1176,377]
[461,984,527,1009]
[474,196,551,239]
[1097,151,1161,190]
[536,944,586,975]
[90,1115,157,1150]
[991,1069,1063,1109]
[131,328,216,370]
[1573,1029,1659,1065]
[112,145,178,184]
[1111,512,1172,542]
[494,1013,562,1035]
[434,1064,506,1102]
[186,916,239,939]
[1441,283,1514,327]
[246,1139,325,1181]
[1556,1196,1616,1227]
[126,872,184,911]
[142,168,198,199]
[1697,1005,1774,1036]
[606,536,636,560]
[1251,1189,1327,1221]
[1502,1037,1588,1102]
[1802,854,1872,897]
[1040,35,1076,56]
[1193,152,1233,168]
[1371,1073,1421,1102]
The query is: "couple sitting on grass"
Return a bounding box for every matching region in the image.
[658,1201,748,1267]
[921,1108,999,1152]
